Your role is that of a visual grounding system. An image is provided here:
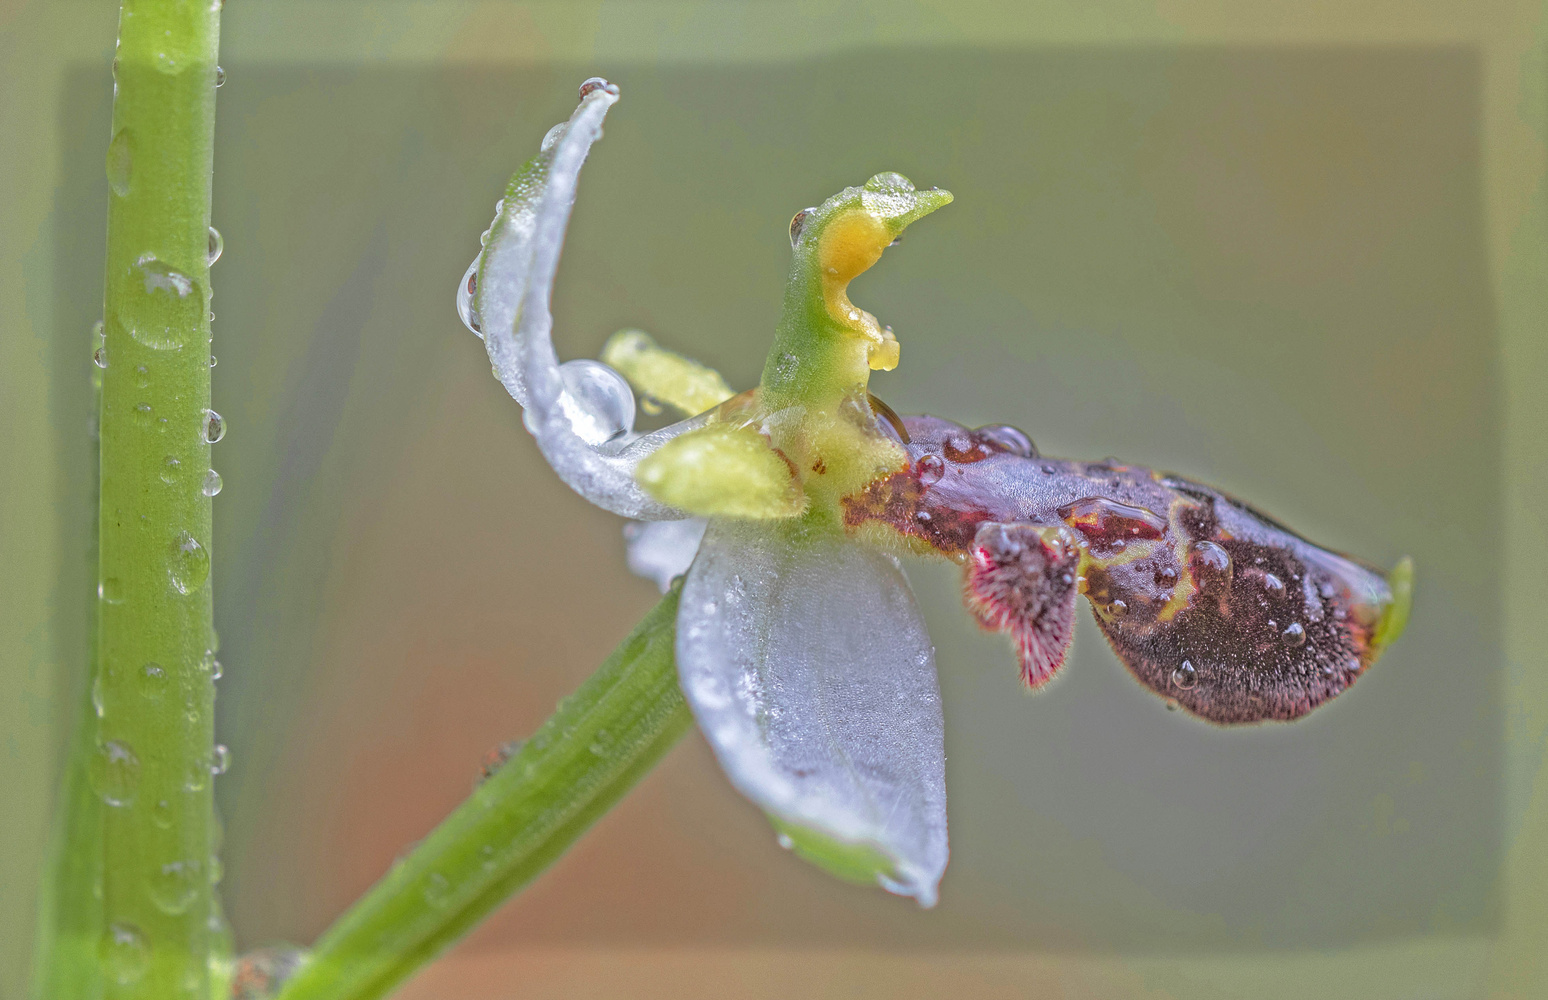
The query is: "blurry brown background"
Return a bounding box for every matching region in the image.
[6,3,1547,999]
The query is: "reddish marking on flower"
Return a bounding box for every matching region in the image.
[963,522,1080,689]
[943,432,991,464]
[1057,496,1166,547]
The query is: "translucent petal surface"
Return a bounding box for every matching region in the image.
[472,84,696,519]
[623,518,707,592]
[677,520,947,905]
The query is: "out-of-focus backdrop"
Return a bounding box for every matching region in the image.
[4,3,1546,999]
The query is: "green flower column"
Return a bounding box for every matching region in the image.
[95,2,222,997]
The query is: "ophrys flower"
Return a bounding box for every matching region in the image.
[458,80,1412,907]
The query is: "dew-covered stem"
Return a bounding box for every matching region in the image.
[89,2,223,998]
[274,585,691,1000]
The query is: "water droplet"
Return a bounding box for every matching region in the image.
[106,129,133,197]
[1263,573,1285,597]
[140,662,167,696]
[974,423,1036,457]
[91,674,105,718]
[169,531,210,595]
[185,757,209,792]
[1189,540,1233,591]
[1059,497,1167,546]
[230,946,309,999]
[456,257,481,337]
[529,359,635,445]
[776,832,795,850]
[916,453,945,486]
[538,123,565,153]
[133,363,150,388]
[1281,622,1306,647]
[424,872,452,907]
[588,729,612,756]
[100,923,149,985]
[1107,599,1128,618]
[209,744,230,776]
[944,434,991,464]
[214,65,225,87]
[160,455,183,485]
[152,799,174,829]
[93,345,108,368]
[201,408,225,443]
[202,468,223,496]
[1170,660,1199,690]
[207,225,223,265]
[578,76,619,99]
[789,207,815,247]
[208,354,217,367]
[1166,699,1180,711]
[148,859,199,915]
[125,255,203,350]
[133,401,153,428]
[90,740,141,807]
[99,577,125,604]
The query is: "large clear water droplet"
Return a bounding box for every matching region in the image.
[90,740,141,807]
[201,408,225,443]
[578,76,619,99]
[160,455,183,485]
[202,468,223,497]
[169,531,210,595]
[1281,621,1306,647]
[101,923,149,985]
[525,360,636,445]
[214,65,226,87]
[124,255,203,350]
[148,859,200,915]
[455,257,482,338]
[106,129,133,197]
[1170,660,1199,690]
[207,226,223,265]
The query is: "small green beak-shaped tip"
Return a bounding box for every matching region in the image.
[859,172,953,233]
[769,816,901,889]
[1373,556,1414,653]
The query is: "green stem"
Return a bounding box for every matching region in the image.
[274,585,691,1000]
[94,2,222,998]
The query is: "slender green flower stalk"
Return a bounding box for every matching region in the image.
[89,2,223,998]
[273,585,691,1000]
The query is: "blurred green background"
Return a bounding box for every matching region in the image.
[4,3,1545,999]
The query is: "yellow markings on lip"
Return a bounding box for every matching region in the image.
[818,209,900,371]
[1154,497,1201,623]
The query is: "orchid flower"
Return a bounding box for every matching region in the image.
[457,80,1414,908]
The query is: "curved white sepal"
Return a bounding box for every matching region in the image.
[677,520,948,906]
[474,84,698,520]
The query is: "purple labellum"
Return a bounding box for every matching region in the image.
[845,414,1401,724]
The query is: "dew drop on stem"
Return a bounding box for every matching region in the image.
[169,531,210,595]
[90,740,140,807]
[100,923,149,986]
[147,859,199,915]
[207,225,223,265]
[201,408,225,443]
[125,255,203,350]
[202,467,223,497]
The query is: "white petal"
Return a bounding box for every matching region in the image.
[473,84,697,520]
[677,520,947,905]
[624,518,707,593]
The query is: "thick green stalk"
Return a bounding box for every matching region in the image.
[95,3,221,999]
[274,585,691,1000]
